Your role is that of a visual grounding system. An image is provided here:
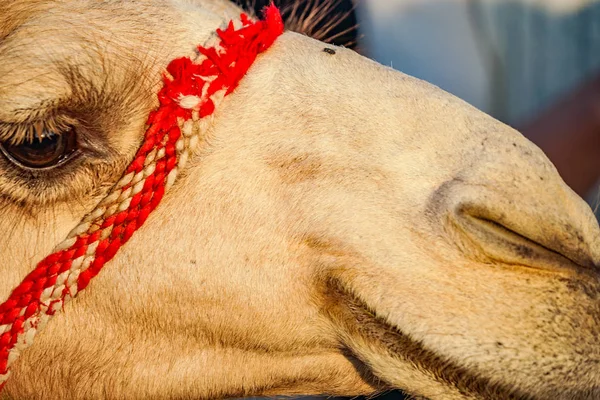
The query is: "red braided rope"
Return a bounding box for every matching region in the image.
[0,5,284,391]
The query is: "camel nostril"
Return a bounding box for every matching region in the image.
[454,204,598,274]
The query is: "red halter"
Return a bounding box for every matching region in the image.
[0,5,284,391]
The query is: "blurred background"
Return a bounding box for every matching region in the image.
[237,0,600,398]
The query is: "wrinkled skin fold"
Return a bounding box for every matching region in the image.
[0,1,599,399]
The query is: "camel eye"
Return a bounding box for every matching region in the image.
[0,128,78,170]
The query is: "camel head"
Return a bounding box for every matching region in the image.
[0,1,599,399]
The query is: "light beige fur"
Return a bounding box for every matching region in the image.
[0,1,599,399]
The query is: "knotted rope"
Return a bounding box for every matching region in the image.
[0,5,284,390]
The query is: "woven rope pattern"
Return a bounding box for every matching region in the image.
[0,6,284,390]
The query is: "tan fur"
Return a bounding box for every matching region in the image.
[0,1,599,399]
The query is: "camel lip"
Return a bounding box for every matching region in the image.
[358,314,536,400]
[455,213,595,275]
[326,278,536,400]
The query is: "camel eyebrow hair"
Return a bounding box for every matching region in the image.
[0,66,98,120]
[59,64,113,107]
[3,63,113,119]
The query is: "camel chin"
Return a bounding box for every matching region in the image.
[0,1,599,400]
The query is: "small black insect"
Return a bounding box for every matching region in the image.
[323,48,336,55]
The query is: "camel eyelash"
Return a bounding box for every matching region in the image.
[0,117,75,146]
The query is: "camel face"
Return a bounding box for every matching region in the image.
[1,1,599,399]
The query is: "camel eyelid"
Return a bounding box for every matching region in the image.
[0,67,114,145]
